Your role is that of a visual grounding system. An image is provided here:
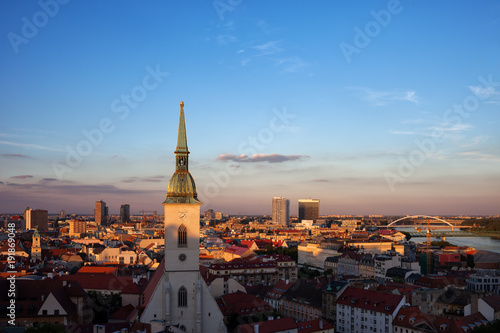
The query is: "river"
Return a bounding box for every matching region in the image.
[395,227,500,254]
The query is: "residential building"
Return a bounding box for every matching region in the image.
[120,204,130,223]
[91,247,137,265]
[374,254,401,279]
[394,305,488,333]
[477,294,500,321]
[324,256,339,275]
[69,219,87,237]
[338,251,363,277]
[322,280,348,324]
[0,279,87,326]
[272,197,290,226]
[264,279,295,314]
[94,200,108,226]
[206,258,279,286]
[261,254,298,282]
[281,278,326,322]
[359,254,375,278]
[298,241,342,269]
[336,286,406,333]
[298,199,319,222]
[467,269,500,294]
[25,208,48,230]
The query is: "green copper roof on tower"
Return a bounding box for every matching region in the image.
[164,102,202,205]
[175,101,189,154]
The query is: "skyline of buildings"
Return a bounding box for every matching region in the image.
[94,200,108,226]
[1,2,499,216]
[272,197,290,226]
[299,199,320,223]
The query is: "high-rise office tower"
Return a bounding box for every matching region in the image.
[298,199,320,222]
[69,219,87,237]
[120,204,130,223]
[25,209,48,230]
[272,197,290,226]
[94,200,108,225]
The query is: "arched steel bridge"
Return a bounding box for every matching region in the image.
[386,215,454,228]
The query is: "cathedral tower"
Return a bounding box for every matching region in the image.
[140,102,226,333]
[162,101,202,331]
[31,228,42,261]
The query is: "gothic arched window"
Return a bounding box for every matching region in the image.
[178,224,187,247]
[178,286,187,307]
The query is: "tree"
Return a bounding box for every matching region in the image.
[25,323,65,333]
[467,254,475,268]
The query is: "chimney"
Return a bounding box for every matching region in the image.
[319,319,323,329]
[254,324,259,333]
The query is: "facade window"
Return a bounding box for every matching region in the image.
[178,224,187,247]
[178,286,187,307]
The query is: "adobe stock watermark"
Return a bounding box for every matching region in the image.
[7,0,70,54]
[339,0,404,63]
[385,74,499,192]
[6,224,17,326]
[201,107,296,204]
[51,65,168,180]
[213,0,242,21]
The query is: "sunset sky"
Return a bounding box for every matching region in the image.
[1,1,499,216]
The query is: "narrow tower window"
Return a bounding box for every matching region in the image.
[178,286,187,307]
[178,224,187,247]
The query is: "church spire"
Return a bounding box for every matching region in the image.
[175,101,189,154]
[164,102,201,204]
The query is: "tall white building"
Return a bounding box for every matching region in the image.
[336,287,405,333]
[140,102,226,333]
[272,197,290,226]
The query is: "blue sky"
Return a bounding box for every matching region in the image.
[1,0,499,216]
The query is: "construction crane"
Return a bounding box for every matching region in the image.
[426,219,431,274]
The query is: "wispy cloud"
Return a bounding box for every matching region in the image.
[254,40,283,56]
[457,151,500,162]
[469,85,500,99]
[349,87,419,106]
[388,130,418,135]
[0,140,62,152]
[402,119,424,125]
[2,153,30,158]
[11,175,33,179]
[41,178,58,182]
[216,34,237,45]
[274,57,307,73]
[122,175,166,183]
[428,123,472,133]
[217,153,309,163]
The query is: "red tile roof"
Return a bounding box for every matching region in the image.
[77,266,117,275]
[337,286,404,314]
[216,291,273,316]
[238,317,297,333]
[481,294,500,312]
[109,304,137,321]
[297,319,334,333]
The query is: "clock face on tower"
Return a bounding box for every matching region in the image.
[178,212,187,220]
